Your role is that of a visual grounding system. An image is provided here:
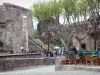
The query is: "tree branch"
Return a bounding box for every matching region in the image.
[67,31,74,44]
[60,37,68,50]
[80,27,90,41]
[73,35,80,42]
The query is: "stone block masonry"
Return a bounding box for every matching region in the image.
[0,3,42,54]
[55,57,100,72]
[0,57,55,71]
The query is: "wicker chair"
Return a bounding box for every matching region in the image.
[67,51,77,64]
[97,50,100,65]
[77,50,85,65]
[83,50,92,65]
[90,50,98,66]
[63,51,70,64]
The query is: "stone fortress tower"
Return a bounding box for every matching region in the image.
[0,3,41,54]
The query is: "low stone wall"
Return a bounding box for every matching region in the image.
[0,53,41,58]
[0,58,55,71]
[55,56,66,71]
[61,65,100,72]
[55,57,100,72]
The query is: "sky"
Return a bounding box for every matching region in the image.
[0,0,63,30]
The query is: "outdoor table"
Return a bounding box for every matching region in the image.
[83,50,90,55]
[77,50,83,55]
[68,51,75,56]
[90,50,97,55]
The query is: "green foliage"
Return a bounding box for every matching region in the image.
[50,0,62,18]
[61,0,76,16]
[31,0,62,21]
[31,0,100,21]
[61,0,89,19]
[96,0,100,2]
[76,0,88,14]
[33,30,40,38]
[31,3,40,19]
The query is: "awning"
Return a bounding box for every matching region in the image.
[53,47,60,51]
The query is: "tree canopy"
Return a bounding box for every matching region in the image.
[31,0,100,49]
[31,0,62,21]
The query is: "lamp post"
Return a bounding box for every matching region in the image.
[22,15,29,53]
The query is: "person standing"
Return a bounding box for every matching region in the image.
[71,46,77,54]
[26,48,29,54]
[21,46,24,54]
[55,51,58,57]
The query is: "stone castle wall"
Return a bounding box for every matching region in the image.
[0,3,34,54]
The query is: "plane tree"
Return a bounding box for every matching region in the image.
[31,0,63,46]
[60,0,91,50]
[31,0,100,50]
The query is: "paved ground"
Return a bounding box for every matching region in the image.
[0,65,100,75]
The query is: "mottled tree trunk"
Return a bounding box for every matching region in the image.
[78,40,82,50]
[60,37,69,50]
[74,36,82,50]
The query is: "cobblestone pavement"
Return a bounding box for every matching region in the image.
[0,65,100,75]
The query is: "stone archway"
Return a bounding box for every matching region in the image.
[0,41,4,52]
[81,43,86,50]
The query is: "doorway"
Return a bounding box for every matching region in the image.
[81,43,86,50]
[0,41,3,47]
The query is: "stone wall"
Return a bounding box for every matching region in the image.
[73,34,94,50]
[55,57,66,71]
[0,3,42,54]
[3,3,33,53]
[0,53,41,58]
[0,57,55,71]
[55,57,100,72]
[57,65,100,72]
